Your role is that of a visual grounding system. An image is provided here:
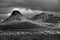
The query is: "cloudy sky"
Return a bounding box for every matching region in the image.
[0,0,60,14]
[0,0,59,10]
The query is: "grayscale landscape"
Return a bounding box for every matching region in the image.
[0,0,60,40]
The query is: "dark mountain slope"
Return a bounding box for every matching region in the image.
[2,10,23,22]
[30,13,47,21]
[0,22,41,31]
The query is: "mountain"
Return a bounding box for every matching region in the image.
[11,10,23,16]
[2,10,23,22]
[0,10,42,31]
[30,12,48,21]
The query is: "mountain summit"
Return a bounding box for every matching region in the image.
[10,10,23,16]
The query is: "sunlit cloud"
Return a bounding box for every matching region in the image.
[10,7,43,14]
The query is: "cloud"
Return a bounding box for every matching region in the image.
[0,0,60,11]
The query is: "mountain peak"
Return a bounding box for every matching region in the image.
[11,10,23,16]
[2,10,23,22]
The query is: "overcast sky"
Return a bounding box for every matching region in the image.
[0,0,60,14]
[0,0,59,10]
